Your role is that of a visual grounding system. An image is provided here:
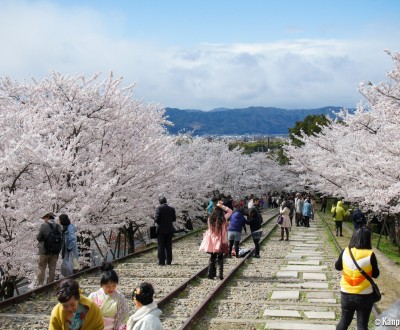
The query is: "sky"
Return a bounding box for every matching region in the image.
[1,0,399,110]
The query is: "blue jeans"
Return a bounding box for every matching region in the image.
[228,231,242,241]
[337,292,374,330]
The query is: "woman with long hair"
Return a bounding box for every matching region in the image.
[335,226,380,330]
[199,200,232,279]
[279,200,291,241]
[88,262,130,330]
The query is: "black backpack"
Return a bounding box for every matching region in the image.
[44,223,63,255]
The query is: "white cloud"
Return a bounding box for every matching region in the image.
[0,1,397,110]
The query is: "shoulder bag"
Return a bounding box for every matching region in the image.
[348,247,381,302]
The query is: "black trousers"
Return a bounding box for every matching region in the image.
[253,238,260,256]
[295,213,302,226]
[335,221,343,235]
[157,234,173,265]
[337,292,374,330]
[303,216,310,227]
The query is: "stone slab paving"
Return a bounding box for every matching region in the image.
[288,260,320,266]
[263,217,341,329]
[306,291,333,299]
[263,309,301,318]
[271,290,300,300]
[277,271,298,278]
[264,321,336,329]
[277,282,329,289]
[280,265,327,271]
[304,311,336,319]
[291,251,322,255]
[303,272,327,280]
[308,298,337,304]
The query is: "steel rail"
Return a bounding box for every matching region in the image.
[0,226,206,309]
[0,210,278,330]
[157,211,279,310]
[177,211,279,329]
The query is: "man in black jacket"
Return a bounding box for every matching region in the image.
[155,196,176,265]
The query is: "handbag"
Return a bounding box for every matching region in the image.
[149,226,157,239]
[277,214,283,225]
[348,247,381,303]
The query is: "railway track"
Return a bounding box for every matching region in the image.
[0,209,279,330]
[0,208,377,330]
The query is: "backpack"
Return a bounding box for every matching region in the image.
[44,223,63,255]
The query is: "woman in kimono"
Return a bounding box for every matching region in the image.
[199,200,232,280]
[127,282,163,330]
[49,279,104,330]
[88,262,130,330]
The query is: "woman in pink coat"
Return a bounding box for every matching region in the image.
[199,201,232,279]
[279,200,292,241]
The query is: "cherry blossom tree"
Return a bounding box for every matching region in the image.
[0,72,179,292]
[0,70,294,295]
[285,50,400,214]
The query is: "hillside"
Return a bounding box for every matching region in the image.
[164,106,343,135]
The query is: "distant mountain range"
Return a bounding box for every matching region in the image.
[164,106,344,135]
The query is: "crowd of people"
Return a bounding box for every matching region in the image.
[198,192,323,280]
[36,192,382,330]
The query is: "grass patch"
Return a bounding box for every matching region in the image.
[372,233,400,265]
[318,211,342,254]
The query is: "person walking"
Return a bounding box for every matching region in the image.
[227,206,247,258]
[49,279,104,330]
[288,195,295,227]
[88,262,130,330]
[127,282,163,330]
[246,198,263,258]
[335,227,380,330]
[310,195,317,221]
[352,207,367,230]
[36,212,63,285]
[331,201,349,237]
[320,195,327,213]
[295,193,304,226]
[59,214,79,277]
[279,201,291,241]
[199,201,232,279]
[302,198,312,228]
[154,196,176,266]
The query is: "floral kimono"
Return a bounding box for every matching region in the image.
[88,288,130,330]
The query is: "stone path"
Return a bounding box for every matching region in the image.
[263,222,340,330]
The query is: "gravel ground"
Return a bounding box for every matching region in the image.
[193,214,349,330]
